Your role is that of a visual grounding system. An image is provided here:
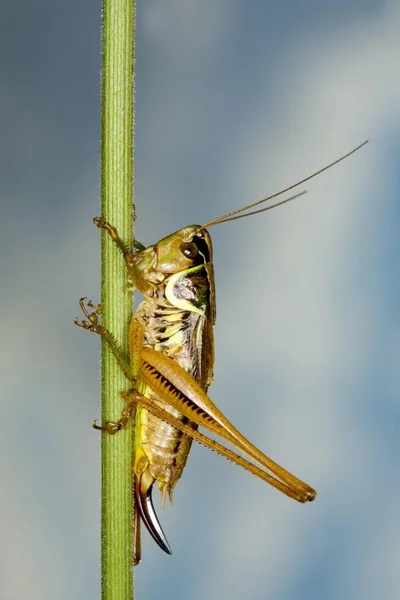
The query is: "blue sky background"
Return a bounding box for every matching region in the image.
[1,1,399,599]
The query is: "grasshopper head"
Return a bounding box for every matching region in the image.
[155,225,213,272]
[125,225,213,302]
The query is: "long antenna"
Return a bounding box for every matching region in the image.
[210,191,308,225]
[202,140,368,228]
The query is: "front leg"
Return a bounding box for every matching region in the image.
[74,297,133,382]
[93,216,145,253]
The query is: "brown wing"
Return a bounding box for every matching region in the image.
[192,313,214,390]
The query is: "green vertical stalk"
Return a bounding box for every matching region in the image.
[100,1,135,599]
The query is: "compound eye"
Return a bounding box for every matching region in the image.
[180,242,199,259]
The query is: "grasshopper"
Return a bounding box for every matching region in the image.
[75,142,367,562]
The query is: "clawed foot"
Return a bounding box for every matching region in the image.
[74,297,107,336]
[92,419,124,434]
[93,216,113,234]
[92,400,135,434]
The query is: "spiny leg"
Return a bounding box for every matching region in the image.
[74,297,133,382]
[119,388,315,503]
[140,347,316,502]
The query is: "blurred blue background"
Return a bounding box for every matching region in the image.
[1,1,399,599]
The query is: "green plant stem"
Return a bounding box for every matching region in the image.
[100,1,135,598]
